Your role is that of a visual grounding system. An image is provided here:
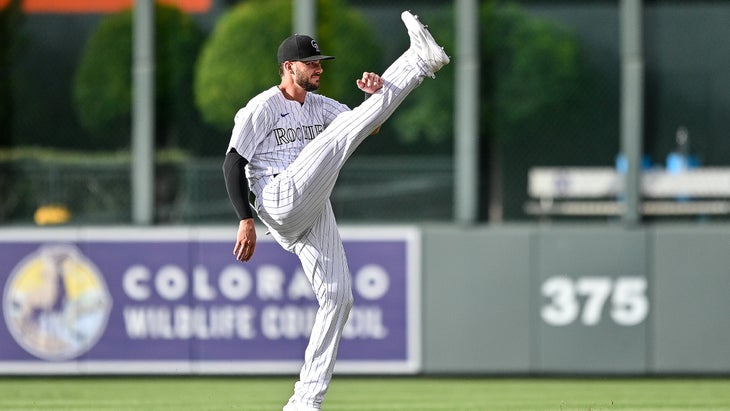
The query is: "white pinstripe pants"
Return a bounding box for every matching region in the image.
[254,50,429,409]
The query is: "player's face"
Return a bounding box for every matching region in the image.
[292,60,323,92]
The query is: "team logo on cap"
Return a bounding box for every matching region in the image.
[3,244,112,361]
[311,39,320,53]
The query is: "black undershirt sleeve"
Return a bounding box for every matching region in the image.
[222,148,254,220]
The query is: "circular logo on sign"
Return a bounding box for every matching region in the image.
[3,244,112,361]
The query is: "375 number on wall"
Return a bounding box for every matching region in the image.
[541,276,649,326]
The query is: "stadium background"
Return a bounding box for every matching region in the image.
[1,0,729,377]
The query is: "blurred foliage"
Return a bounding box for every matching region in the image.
[385,1,610,220]
[485,2,595,146]
[0,0,23,148]
[0,0,619,224]
[481,1,617,219]
[389,10,455,146]
[194,0,382,131]
[391,2,593,148]
[72,3,205,150]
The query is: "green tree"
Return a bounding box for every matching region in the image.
[393,3,593,148]
[389,9,455,148]
[486,3,592,145]
[72,2,204,150]
[194,0,382,131]
[390,2,605,219]
[484,2,615,220]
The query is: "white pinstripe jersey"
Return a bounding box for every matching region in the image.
[227,86,350,180]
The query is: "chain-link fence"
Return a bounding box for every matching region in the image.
[2,0,729,226]
[0,155,452,225]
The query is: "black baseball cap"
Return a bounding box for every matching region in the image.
[277,34,335,64]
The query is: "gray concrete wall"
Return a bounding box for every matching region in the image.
[421,224,730,375]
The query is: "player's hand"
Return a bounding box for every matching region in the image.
[356,72,383,94]
[233,218,257,262]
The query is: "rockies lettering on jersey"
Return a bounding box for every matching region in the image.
[228,86,350,179]
[273,124,325,146]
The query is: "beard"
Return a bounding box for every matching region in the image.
[296,77,320,92]
[293,68,320,91]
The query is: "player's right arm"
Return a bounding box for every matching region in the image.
[224,91,276,262]
[223,149,256,262]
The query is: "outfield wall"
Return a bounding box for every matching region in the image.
[0,227,421,374]
[1,224,728,375]
[421,224,730,375]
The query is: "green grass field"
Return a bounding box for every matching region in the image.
[0,377,729,411]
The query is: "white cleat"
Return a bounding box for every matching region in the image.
[401,10,450,77]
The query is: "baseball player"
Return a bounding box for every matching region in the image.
[222,10,449,411]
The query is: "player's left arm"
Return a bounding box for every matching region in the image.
[357,71,383,93]
[356,72,384,135]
